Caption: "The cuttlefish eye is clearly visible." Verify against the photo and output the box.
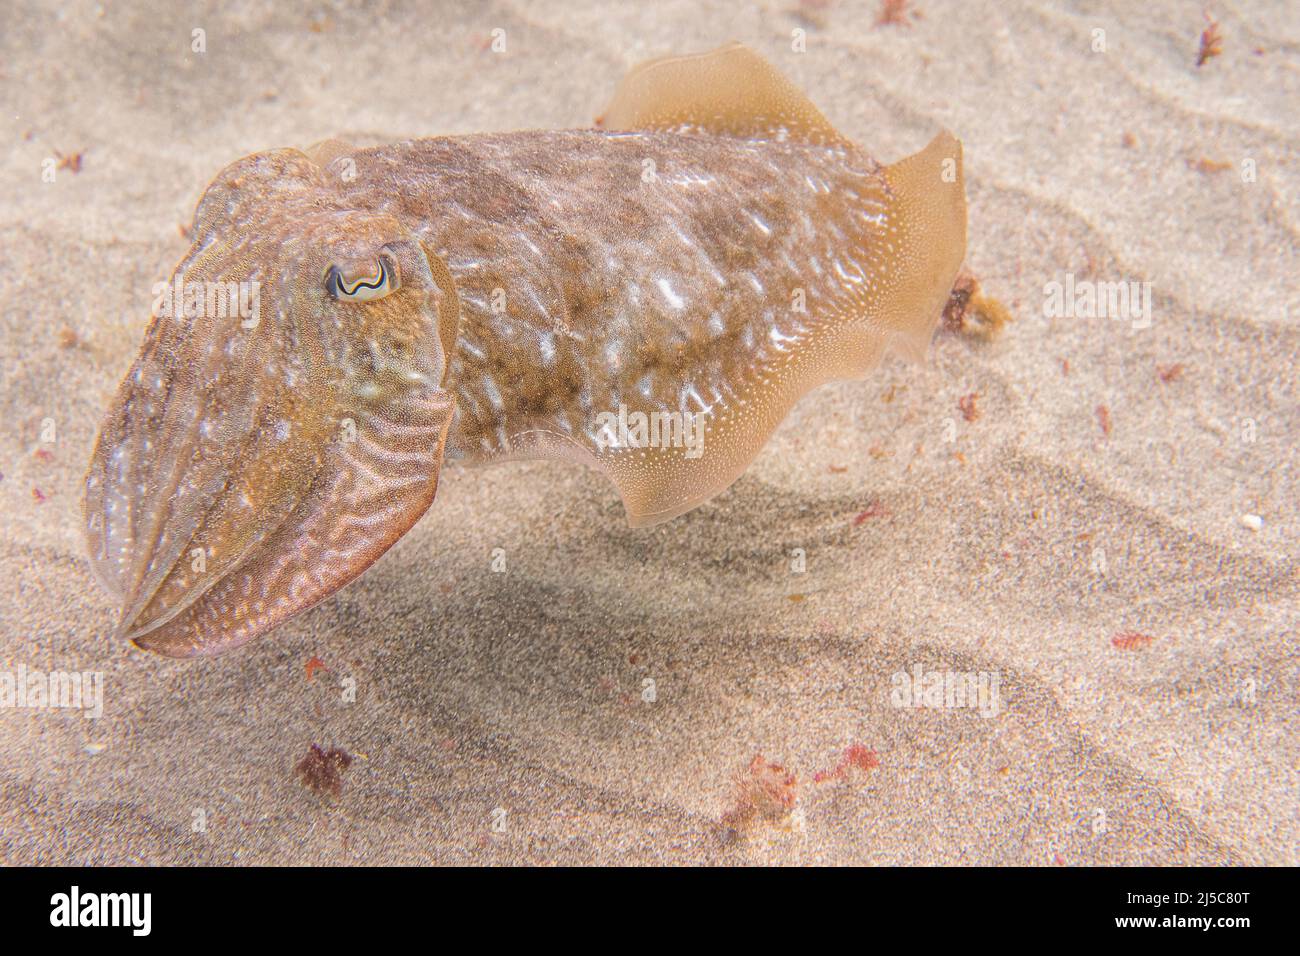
[324,253,400,302]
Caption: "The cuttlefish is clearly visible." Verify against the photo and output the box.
[85,43,967,657]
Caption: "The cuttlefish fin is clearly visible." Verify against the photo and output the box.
[873,130,968,360]
[596,41,847,146]
[602,132,966,528]
[302,138,357,168]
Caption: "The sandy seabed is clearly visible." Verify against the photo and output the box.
[1,0,1296,864]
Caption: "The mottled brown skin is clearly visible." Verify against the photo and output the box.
[84,44,967,656]
[347,132,891,456]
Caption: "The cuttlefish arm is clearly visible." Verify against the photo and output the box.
[84,150,462,657]
[85,43,965,657]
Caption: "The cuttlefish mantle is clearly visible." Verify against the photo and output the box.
[84,42,968,657]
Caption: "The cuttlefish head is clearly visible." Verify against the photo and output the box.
[85,149,460,657]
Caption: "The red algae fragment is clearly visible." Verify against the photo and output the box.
[852,501,889,525]
[941,272,976,333]
[1157,363,1185,382]
[719,754,799,839]
[845,745,879,771]
[296,744,353,797]
[55,150,85,174]
[875,0,920,28]
[1096,404,1112,437]
[814,744,880,783]
[942,271,1012,340]
[1197,12,1223,67]
[958,392,980,422]
[1112,632,1156,651]
[305,656,328,681]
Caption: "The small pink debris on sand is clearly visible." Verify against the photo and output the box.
[958,392,980,422]
[852,502,889,525]
[875,0,920,28]
[295,744,353,797]
[720,754,798,837]
[814,744,880,783]
[1111,632,1156,651]
[55,150,85,173]
[1197,12,1223,67]
[1096,404,1112,437]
